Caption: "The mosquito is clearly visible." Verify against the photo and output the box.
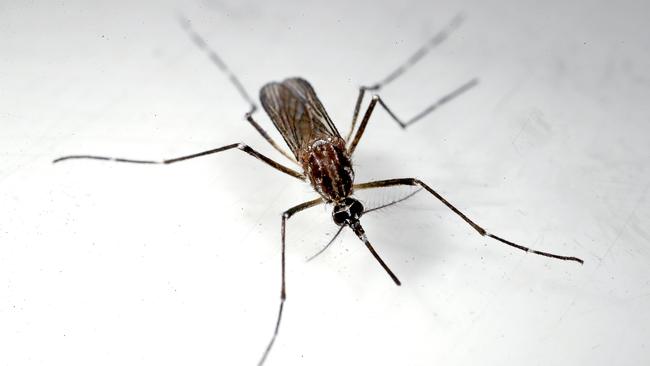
[53,14,584,365]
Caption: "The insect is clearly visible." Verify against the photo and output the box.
[54,14,583,365]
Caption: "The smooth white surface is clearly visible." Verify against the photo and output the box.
[1,0,649,365]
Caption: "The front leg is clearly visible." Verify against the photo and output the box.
[354,178,584,264]
[257,197,323,365]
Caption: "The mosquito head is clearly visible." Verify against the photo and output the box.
[332,197,364,226]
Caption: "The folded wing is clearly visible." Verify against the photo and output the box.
[260,77,341,159]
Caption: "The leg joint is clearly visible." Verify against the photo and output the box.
[409,178,422,186]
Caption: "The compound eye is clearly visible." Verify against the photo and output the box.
[350,200,364,218]
[332,210,349,226]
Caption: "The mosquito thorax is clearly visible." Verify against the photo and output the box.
[332,197,364,226]
[300,137,354,202]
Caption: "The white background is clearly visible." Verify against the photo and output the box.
[1,0,649,365]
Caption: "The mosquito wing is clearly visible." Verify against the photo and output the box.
[260,77,341,159]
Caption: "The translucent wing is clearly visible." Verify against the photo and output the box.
[260,77,341,158]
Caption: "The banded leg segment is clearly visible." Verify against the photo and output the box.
[354,178,584,264]
[53,143,305,181]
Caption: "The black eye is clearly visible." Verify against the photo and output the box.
[350,200,364,217]
[332,210,349,226]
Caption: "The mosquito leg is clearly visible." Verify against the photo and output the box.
[347,78,477,155]
[377,78,478,129]
[347,95,379,155]
[245,112,297,163]
[345,87,367,142]
[259,197,323,366]
[346,13,467,140]
[354,178,584,264]
[367,13,466,92]
[177,16,296,162]
[177,15,256,114]
[53,143,305,181]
